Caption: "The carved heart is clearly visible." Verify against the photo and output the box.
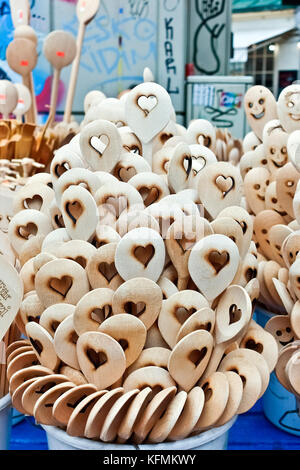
[137,95,158,116]
[207,250,230,274]
[98,262,117,282]
[18,222,38,240]
[54,162,70,178]
[91,306,112,323]
[49,276,73,299]
[124,301,146,317]
[192,156,206,174]
[90,134,110,156]
[197,134,211,147]
[188,347,208,367]
[183,155,192,176]
[118,167,136,182]
[72,256,87,269]
[175,307,196,324]
[215,176,235,197]
[140,187,160,206]
[24,195,43,211]
[86,348,108,369]
[228,304,242,325]
[245,267,257,282]
[133,244,155,268]
[244,338,263,354]
[65,200,83,225]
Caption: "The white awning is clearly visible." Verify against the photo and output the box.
[232,26,294,62]
[231,10,296,63]
[234,27,294,50]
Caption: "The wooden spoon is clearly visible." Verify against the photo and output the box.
[43,30,77,129]
[64,0,100,123]
[6,38,37,123]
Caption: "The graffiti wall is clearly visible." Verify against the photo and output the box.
[188,0,232,76]
[0,0,232,121]
[55,0,159,113]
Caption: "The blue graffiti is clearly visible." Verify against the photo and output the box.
[0,8,13,61]
[63,13,157,77]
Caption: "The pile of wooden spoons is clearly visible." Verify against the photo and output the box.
[2,76,280,444]
[238,84,300,315]
[1,0,101,167]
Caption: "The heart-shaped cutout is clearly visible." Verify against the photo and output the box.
[124,301,146,317]
[86,348,108,369]
[228,304,242,325]
[215,176,235,197]
[90,306,112,323]
[192,156,207,174]
[207,250,230,274]
[18,222,38,240]
[188,347,208,367]
[90,134,110,156]
[65,200,83,225]
[140,187,160,207]
[133,244,155,268]
[98,262,117,283]
[54,162,70,178]
[175,307,197,325]
[118,167,136,182]
[137,95,158,116]
[49,276,73,299]
[24,195,43,211]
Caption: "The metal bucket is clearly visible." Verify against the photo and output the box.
[42,416,237,451]
[0,394,12,450]
[255,305,300,436]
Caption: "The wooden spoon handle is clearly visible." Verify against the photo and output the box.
[177,276,189,291]
[49,68,60,122]
[22,74,36,124]
[63,22,85,124]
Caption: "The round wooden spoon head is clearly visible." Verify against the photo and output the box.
[13,82,32,118]
[0,80,18,118]
[76,0,100,24]
[43,30,77,71]
[14,25,38,45]
[6,38,37,77]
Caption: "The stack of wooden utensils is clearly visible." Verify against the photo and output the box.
[0,70,281,445]
[239,83,300,408]
[0,0,102,408]
[0,0,102,171]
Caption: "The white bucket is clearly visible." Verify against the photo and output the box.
[255,305,300,436]
[0,394,12,450]
[42,416,237,451]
